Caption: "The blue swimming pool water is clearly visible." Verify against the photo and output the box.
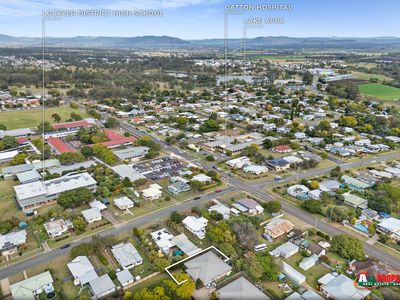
[354,223,369,234]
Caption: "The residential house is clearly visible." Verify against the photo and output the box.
[88,274,116,300]
[285,290,324,300]
[191,173,212,184]
[89,200,107,212]
[43,219,72,238]
[208,201,231,220]
[184,250,232,287]
[81,208,102,223]
[377,217,400,241]
[217,276,270,300]
[306,243,326,257]
[171,233,201,256]
[287,185,310,199]
[114,196,134,210]
[182,216,208,239]
[343,193,368,209]
[142,183,163,200]
[116,269,134,287]
[243,165,268,175]
[150,228,175,254]
[319,273,370,300]
[10,271,54,300]
[319,180,340,192]
[226,156,251,168]
[0,229,27,255]
[264,218,294,239]
[266,158,290,172]
[269,241,299,258]
[342,175,373,191]
[233,198,264,215]
[67,256,98,286]
[168,180,191,194]
[111,243,143,269]
[273,145,292,153]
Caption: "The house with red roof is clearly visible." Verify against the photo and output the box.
[47,137,76,155]
[273,145,292,153]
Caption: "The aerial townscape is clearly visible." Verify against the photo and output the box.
[0,1,400,300]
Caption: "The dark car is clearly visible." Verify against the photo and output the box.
[60,243,71,249]
[194,196,201,200]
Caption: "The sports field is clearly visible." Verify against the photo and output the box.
[0,105,90,129]
[359,83,400,100]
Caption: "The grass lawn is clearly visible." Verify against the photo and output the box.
[0,180,23,221]
[352,71,389,81]
[284,253,329,289]
[0,105,90,129]
[359,83,400,100]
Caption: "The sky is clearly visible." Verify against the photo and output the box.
[0,0,399,39]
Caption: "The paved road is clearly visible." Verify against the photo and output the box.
[0,186,236,280]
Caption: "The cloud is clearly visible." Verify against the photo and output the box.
[0,0,221,17]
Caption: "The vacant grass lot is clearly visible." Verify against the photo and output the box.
[0,105,90,129]
[359,83,400,100]
[0,180,23,221]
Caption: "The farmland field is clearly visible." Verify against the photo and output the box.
[359,83,400,100]
[0,105,90,129]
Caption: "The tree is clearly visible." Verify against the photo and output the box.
[199,119,220,133]
[2,136,18,149]
[0,124,6,130]
[57,187,94,209]
[70,112,83,121]
[105,117,118,128]
[301,200,322,214]
[206,221,236,244]
[58,152,85,165]
[331,234,366,260]
[72,216,87,234]
[10,153,28,165]
[330,166,342,178]
[309,180,320,190]
[264,201,281,213]
[37,121,53,133]
[163,273,195,299]
[169,211,184,223]
[339,115,358,128]
[124,287,170,300]
[205,155,215,161]
[232,221,259,250]
[51,113,61,123]
[257,252,278,280]
[246,256,264,281]
[81,145,93,157]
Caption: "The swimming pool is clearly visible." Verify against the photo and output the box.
[354,223,369,234]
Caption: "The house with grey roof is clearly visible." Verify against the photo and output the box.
[67,256,98,286]
[111,243,143,270]
[113,196,134,210]
[343,193,368,209]
[320,273,370,300]
[81,208,102,223]
[113,146,149,161]
[217,276,270,300]
[269,241,299,259]
[89,274,116,299]
[172,233,201,256]
[184,250,232,287]
[116,269,134,287]
[0,229,27,255]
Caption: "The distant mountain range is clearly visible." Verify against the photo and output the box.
[1,34,400,49]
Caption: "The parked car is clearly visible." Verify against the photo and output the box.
[60,243,71,249]
[194,196,201,200]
